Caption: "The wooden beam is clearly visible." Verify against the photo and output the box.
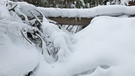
[48,17,93,26]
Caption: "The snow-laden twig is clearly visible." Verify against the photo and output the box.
[9,4,18,11]
[20,30,33,45]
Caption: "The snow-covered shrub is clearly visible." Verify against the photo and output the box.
[0,1,74,76]
[42,22,72,62]
[0,15,39,76]
[7,1,72,62]
[0,5,11,20]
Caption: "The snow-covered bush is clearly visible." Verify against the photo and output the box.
[0,7,40,76]
[42,22,72,62]
[8,1,72,61]
[0,5,11,20]
[0,1,73,76]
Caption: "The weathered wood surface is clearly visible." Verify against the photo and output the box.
[129,1,135,5]
[48,17,93,26]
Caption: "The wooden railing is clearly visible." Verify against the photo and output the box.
[48,17,93,27]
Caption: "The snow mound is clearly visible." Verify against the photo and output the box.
[73,16,135,76]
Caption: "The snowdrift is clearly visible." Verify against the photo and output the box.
[73,16,135,76]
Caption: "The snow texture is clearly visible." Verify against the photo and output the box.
[1,1,135,76]
[38,5,135,18]
[0,18,40,76]
[35,16,135,76]
[0,5,11,19]
[73,16,135,76]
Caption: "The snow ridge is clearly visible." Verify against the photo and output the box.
[38,5,135,18]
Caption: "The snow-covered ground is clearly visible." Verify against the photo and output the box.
[73,16,135,76]
[1,1,135,76]
[35,16,135,76]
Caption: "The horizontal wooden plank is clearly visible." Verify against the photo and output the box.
[48,17,93,26]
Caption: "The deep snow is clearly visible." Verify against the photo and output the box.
[73,16,135,76]
[34,16,135,76]
[1,1,135,76]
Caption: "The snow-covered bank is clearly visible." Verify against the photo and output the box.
[38,5,135,18]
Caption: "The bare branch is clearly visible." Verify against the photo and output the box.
[9,4,18,12]
[36,33,44,54]
[20,30,33,45]
[29,10,42,24]
[17,11,30,24]
[66,25,71,30]
[34,9,44,21]
[29,10,43,31]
